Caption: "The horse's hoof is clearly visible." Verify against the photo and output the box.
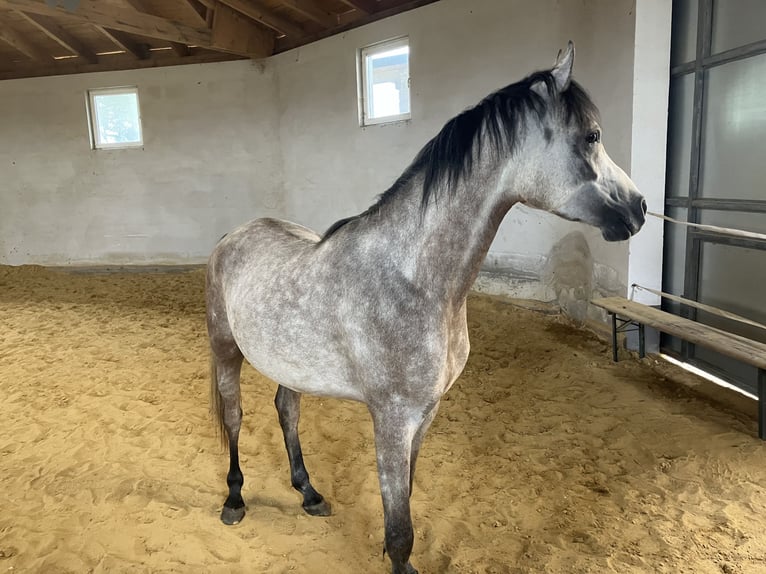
[302,498,331,517]
[221,504,246,525]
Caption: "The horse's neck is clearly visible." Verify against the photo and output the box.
[372,169,515,306]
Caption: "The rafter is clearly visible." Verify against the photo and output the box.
[122,0,191,57]
[127,0,189,57]
[182,0,208,26]
[277,0,438,52]
[0,20,50,60]
[0,0,439,80]
[0,0,211,45]
[15,11,98,63]
[338,0,378,15]
[0,49,243,81]
[96,26,149,60]
[280,0,336,28]
[211,3,275,57]
[216,0,305,38]
[170,42,190,57]
[0,0,274,57]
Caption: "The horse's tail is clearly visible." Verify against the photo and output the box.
[209,354,228,451]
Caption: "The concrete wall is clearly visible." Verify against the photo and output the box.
[0,0,665,313]
[0,61,283,265]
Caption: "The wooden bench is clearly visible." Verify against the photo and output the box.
[592,296,766,440]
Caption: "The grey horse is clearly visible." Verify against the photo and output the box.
[206,42,646,574]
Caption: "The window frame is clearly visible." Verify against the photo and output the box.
[86,86,144,150]
[358,36,411,127]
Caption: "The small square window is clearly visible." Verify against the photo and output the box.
[87,86,143,149]
[359,37,411,126]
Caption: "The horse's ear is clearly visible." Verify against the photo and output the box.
[551,41,575,92]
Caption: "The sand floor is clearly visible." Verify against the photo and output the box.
[1,266,766,574]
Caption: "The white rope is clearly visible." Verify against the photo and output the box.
[647,211,766,242]
[632,284,766,333]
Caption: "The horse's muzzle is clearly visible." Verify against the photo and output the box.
[601,194,646,242]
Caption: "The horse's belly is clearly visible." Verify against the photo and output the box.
[234,326,365,402]
[245,354,364,402]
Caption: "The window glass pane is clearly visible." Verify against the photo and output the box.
[661,206,688,304]
[697,242,766,344]
[712,0,766,54]
[91,89,142,147]
[699,209,766,234]
[661,206,689,355]
[700,53,766,199]
[691,346,758,395]
[692,241,766,395]
[666,73,694,197]
[363,40,410,123]
[671,0,698,65]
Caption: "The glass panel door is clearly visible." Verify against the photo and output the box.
[663,0,766,395]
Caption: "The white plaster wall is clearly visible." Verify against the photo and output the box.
[0,0,655,307]
[0,60,283,265]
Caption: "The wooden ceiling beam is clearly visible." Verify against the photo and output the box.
[182,0,209,26]
[0,0,273,57]
[15,11,98,63]
[0,0,212,45]
[0,49,243,80]
[211,2,274,57]
[338,0,379,15]
[123,0,191,57]
[96,26,150,59]
[0,20,50,60]
[216,0,305,38]
[170,42,190,56]
[280,0,336,28]
[277,0,438,53]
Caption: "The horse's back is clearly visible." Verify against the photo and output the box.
[208,217,321,287]
[214,218,320,257]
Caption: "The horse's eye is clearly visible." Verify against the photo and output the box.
[586,131,601,145]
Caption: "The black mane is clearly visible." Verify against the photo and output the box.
[321,71,600,241]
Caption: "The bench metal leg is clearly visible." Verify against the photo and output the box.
[611,312,618,362]
[638,323,646,359]
[759,369,766,441]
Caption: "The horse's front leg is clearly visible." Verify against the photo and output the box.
[371,406,421,574]
[409,401,440,495]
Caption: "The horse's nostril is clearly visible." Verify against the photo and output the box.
[640,198,647,215]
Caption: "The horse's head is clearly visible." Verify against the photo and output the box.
[516,42,646,242]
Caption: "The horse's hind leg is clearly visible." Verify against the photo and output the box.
[274,385,331,516]
[207,255,248,525]
[211,352,246,525]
